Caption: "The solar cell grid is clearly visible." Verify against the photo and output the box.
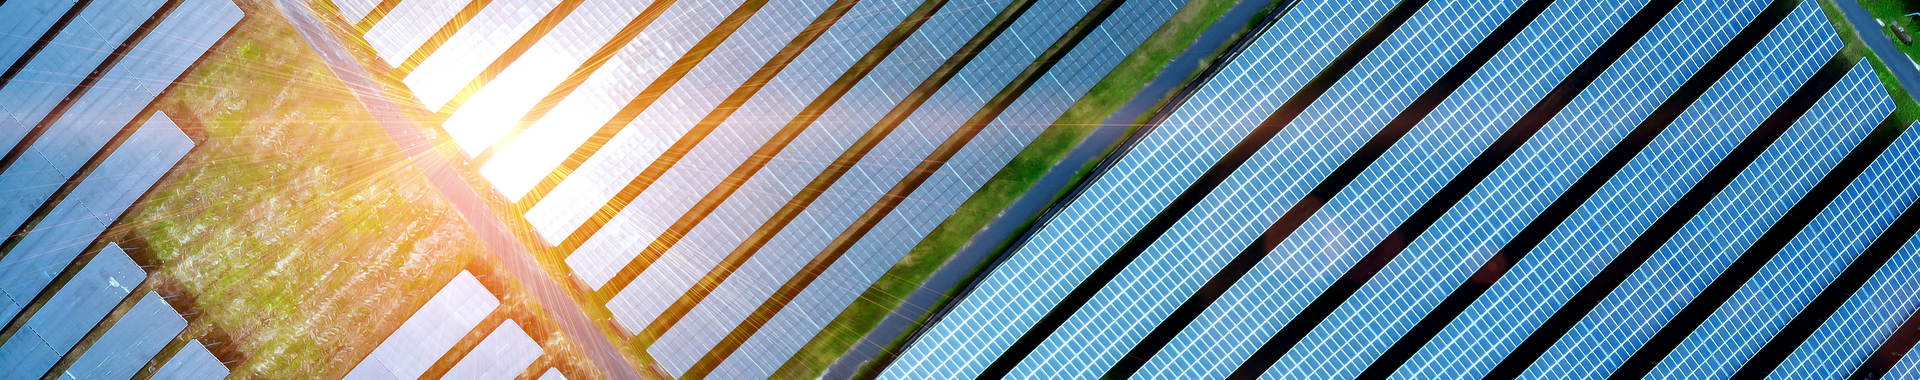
[362,0,468,62]
[0,0,165,157]
[710,0,1182,377]
[402,0,565,109]
[0,245,142,376]
[0,113,191,325]
[334,0,382,23]
[1381,0,1788,377]
[1022,0,1537,376]
[0,0,236,240]
[1388,3,1833,377]
[881,1,1399,377]
[442,320,544,380]
[61,291,188,380]
[424,0,654,152]
[613,0,1007,340]
[149,340,227,380]
[1642,62,1894,377]
[1771,129,1920,376]
[343,271,498,380]
[660,0,1100,372]
[1522,9,1844,377]
[596,0,919,334]
[441,0,739,159]
[643,0,1016,374]
[0,0,81,75]
[1226,2,1647,378]
[546,0,842,287]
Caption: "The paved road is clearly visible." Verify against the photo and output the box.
[1837,0,1920,104]
[269,1,642,378]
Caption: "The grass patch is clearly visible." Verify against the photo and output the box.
[1820,0,1920,123]
[107,7,580,378]
[767,0,1260,378]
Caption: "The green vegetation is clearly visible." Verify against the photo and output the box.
[1820,0,1920,124]
[108,7,582,378]
[769,0,1265,378]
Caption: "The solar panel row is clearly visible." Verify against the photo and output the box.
[442,320,544,379]
[552,0,843,287]
[709,0,1184,377]
[150,339,229,380]
[344,271,501,380]
[889,0,1920,377]
[402,0,564,109]
[882,0,1399,374]
[0,244,142,376]
[61,291,188,379]
[0,0,237,377]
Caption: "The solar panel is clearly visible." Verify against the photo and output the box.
[0,113,191,324]
[61,291,189,379]
[639,0,1014,374]
[880,0,1397,375]
[0,0,165,156]
[402,0,565,108]
[1400,3,1836,376]
[614,0,1008,344]
[595,0,918,331]
[148,340,228,380]
[442,320,543,380]
[0,0,82,73]
[0,244,143,376]
[0,0,237,238]
[542,0,841,285]
[344,271,499,380]
[439,0,740,157]
[362,0,469,62]
[709,0,1185,377]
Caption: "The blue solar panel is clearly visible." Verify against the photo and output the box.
[1396,2,1835,377]
[1219,1,1645,377]
[642,0,1013,374]
[1771,127,1920,376]
[547,0,840,287]
[598,0,916,332]
[442,0,737,159]
[0,0,81,73]
[0,0,237,239]
[362,0,469,62]
[1371,0,1766,376]
[0,113,191,324]
[149,340,227,380]
[881,1,1400,377]
[0,0,165,155]
[656,1,1111,373]
[61,291,188,380]
[423,0,654,154]
[1523,8,1844,377]
[1645,62,1892,377]
[710,0,1184,377]
[403,0,565,108]
[442,320,543,380]
[1032,0,1530,375]
[0,244,142,376]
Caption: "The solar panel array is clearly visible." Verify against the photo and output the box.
[336,0,1193,376]
[885,0,1920,378]
[0,0,238,376]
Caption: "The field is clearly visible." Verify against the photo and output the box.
[106,5,580,377]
